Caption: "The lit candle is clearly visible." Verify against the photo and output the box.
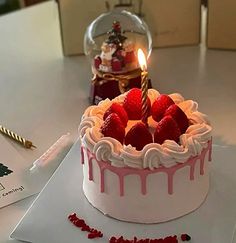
[138,49,149,125]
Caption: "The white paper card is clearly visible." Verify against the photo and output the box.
[0,136,37,208]
[0,133,72,209]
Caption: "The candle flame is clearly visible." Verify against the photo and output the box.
[138,49,147,71]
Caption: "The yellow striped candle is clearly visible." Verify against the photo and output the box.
[0,125,36,149]
[138,49,149,125]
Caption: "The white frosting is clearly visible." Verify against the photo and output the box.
[79,89,212,169]
[142,141,190,169]
[82,126,102,152]
[169,93,184,104]
[113,93,126,103]
[143,143,163,170]
[180,124,212,156]
[79,116,103,138]
[162,140,190,163]
[148,89,160,105]
[82,99,111,120]
[178,100,198,115]
[188,111,210,125]
[121,145,143,169]
[93,137,124,167]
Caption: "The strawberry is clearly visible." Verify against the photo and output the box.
[151,94,174,122]
[101,113,125,144]
[125,122,153,151]
[154,116,181,144]
[164,104,189,133]
[123,88,151,120]
[103,102,128,127]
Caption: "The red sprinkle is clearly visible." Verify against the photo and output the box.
[67,212,103,239]
[88,233,97,239]
[82,225,90,231]
[68,213,190,242]
[181,234,191,241]
[109,236,117,243]
[108,235,180,243]
[68,213,77,221]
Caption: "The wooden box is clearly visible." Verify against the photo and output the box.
[58,0,201,56]
[207,0,236,50]
[58,0,117,55]
[141,0,201,48]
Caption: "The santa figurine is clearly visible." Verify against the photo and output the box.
[123,40,136,66]
[99,42,117,72]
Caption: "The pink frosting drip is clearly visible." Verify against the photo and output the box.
[81,139,212,197]
[81,147,85,164]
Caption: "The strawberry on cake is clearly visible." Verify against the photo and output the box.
[79,88,212,223]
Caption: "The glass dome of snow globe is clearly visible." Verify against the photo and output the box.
[84,9,152,105]
[84,9,152,74]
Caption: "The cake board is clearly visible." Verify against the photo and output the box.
[10,139,236,243]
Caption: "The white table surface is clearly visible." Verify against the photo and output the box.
[0,2,236,243]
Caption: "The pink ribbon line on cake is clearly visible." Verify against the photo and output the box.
[81,139,212,197]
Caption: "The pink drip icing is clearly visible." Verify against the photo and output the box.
[139,173,148,195]
[200,148,208,175]
[100,168,105,193]
[208,137,213,161]
[80,141,212,197]
[87,148,94,181]
[168,172,175,195]
[189,161,197,180]
[88,159,93,181]
[119,175,124,196]
[200,157,205,175]
[81,147,85,164]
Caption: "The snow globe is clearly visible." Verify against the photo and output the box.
[84,10,152,104]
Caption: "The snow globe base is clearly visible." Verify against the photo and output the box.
[89,70,152,105]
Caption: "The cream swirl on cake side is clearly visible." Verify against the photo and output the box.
[142,143,176,169]
[143,143,163,170]
[79,89,212,170]
[188,111,210,125]
[79,116,103,138]
[162,140,190,163]
[94,137,124,167]
[82,99,111,120]
[169,93,184,104]
[178,100,198,115]
[81,126,102,152]
[180,124,212,154]
[121,145,143,169]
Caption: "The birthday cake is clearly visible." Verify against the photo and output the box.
[79,88,212,223]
